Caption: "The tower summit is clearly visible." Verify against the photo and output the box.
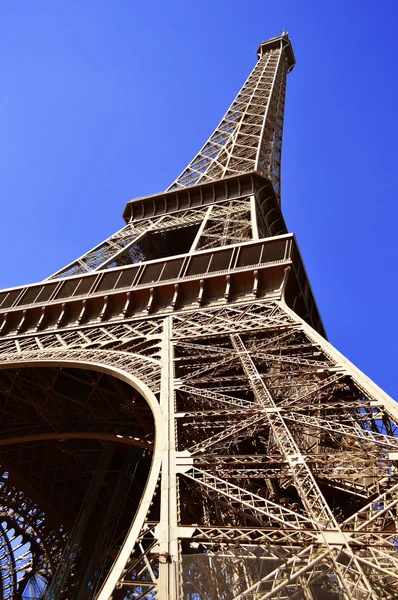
[0,34,397,600]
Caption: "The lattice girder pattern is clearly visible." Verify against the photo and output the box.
[168,34,294,194]
[0,321,162,599]
[48,207,211,279]
[0,32,396,600]
[0,299,395,598]
[169,300,398,600]
[47,196,267,280]
[45,35,294,282]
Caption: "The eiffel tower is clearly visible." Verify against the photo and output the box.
[0,32,397,600]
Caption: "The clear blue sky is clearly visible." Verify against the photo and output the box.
[0,1,397,398]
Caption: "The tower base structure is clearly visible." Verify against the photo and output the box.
[0,290,397,599]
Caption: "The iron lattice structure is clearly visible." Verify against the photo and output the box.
[0,33,397,599]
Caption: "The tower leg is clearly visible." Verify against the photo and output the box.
[158,316,179,600]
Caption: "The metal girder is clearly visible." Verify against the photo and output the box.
[0,32,396,600]
[48,206,213,280]
[168,35,293,195]
[0,296,395,598]
[170,300,397,599]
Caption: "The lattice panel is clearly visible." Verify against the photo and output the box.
[49,207,211,279]
[172,300,398,599]
[195,197,253,250]
[168,38,291,194]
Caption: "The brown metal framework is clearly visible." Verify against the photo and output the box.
[0,32,397,599]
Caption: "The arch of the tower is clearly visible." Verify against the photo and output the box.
[0,354,163,600]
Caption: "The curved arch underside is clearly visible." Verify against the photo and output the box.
[0,358,160,600]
